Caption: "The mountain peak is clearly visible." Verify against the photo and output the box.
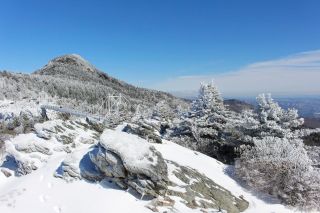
[48,54,96,72]
[34,54,97,76]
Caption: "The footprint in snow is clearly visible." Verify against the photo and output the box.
[47,182,53,189]
[0,188,26,207]
[39,194,50,203]
[53,205,62,213]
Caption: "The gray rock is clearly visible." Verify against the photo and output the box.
[123,123,162,144]
[1,168,12,177]
[79,152,104,182]
[166,160,249,213]
[89,145,169,197]
[85,131,168,198]
[35,129,51,140]
[89,146,126,178]
[0,140,5,166]
[15,159,37,176]
[55,160,81,181]
[15,142,52,155]
[0,143,37,176]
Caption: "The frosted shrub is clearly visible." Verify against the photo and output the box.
[236,136,320,210]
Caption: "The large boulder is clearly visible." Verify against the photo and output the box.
[88,129,168,197]
[14,139,52,155]
[2,141,38,176]
[15,158,37,175]
[55,153,82,181]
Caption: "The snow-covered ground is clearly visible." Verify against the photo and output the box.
[154,141,294,213]
[0,117,296,213]
[0,99,42,115]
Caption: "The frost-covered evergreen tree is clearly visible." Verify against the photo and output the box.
[257,93,304,130]
[191,83,225,115]
[234,93,305,142]
[236,136,320,210]
[235,94,320,210]
[168,82,241,163]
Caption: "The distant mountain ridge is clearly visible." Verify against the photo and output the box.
[0,54,187,114]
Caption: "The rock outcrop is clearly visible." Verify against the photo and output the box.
[88,129,168,197]
[122,123,162,144]
[165,160,249,213]
[0,140,5,166]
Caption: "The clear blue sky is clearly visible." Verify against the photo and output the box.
[0,0,319,88]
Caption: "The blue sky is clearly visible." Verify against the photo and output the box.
[0,0,320,96]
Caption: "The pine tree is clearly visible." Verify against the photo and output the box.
[191,83,224,115]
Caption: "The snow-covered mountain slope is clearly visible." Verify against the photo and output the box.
[0,118,294,213]
[0,54,188,116]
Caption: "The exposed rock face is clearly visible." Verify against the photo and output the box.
[89,146,126,178]
[122,123,162,144]
[166,161,249,213]
[87,129,168,197]
[0,140,5,166]
[55,153,82,181]
[1,139,38,176]
[0,110,38,135]
[14,140,52,155]
[15,158,37,176]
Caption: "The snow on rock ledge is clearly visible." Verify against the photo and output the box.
[99,129,167,181]
[89,129,168,197]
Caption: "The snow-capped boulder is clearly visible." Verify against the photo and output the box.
[100,129,168,183]
[15,158,37,175]
[7,133,53,157]
[88,129,168,197]
[34,124,51,139]
[34,121,59,140]
[14,139,52,155]
[0,109,39,135]
[4,142,38,176]
[55,153,82,181]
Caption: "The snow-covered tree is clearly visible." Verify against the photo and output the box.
[152,100,177,121]
[234,94,320,210]
[232,93,305,142]
[191,82,224,114]
[167,82,243,163]
[235,136,320,210]
[256,93,304,130]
